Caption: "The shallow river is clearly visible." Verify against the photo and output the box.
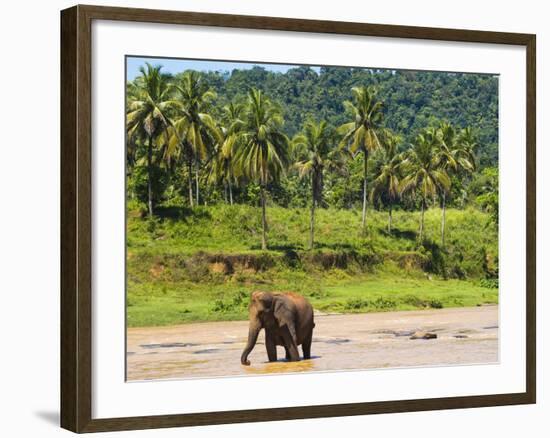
[126,305,498,381]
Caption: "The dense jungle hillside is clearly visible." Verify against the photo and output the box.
[197,66,498,167]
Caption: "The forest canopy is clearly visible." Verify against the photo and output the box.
[126,60,498,251]
[127,63,498,218]
[185,65,498,166]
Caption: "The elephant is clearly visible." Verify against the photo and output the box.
[241,291,315,366]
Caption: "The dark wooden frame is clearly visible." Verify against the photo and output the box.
[61,4,536,433]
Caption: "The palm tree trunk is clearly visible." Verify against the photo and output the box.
[147,135,154,217]
[441,192,446,248]
[223,182,228,203]
[346,175,352,210]
[195,161,200,205]
[229,181,233,205]
[309,178,316,250]
[419,199,425,243]
[388,206,392,234]
[361,150,368,233]
[260,185,268,250]
[187,159,194,208]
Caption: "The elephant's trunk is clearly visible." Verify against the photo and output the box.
[241,320,261,366]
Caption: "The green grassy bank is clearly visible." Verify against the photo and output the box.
[127,205,498,327]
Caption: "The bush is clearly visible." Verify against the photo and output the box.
[428,299,444,309]
[372,297,397,310]
[127,164,170,209]
[212,290,249,313]
[401,295,428,308]
[344,298,370,310]
[479,278,498,289]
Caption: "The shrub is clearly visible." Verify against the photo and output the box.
[212,290,249,313]
[372,297,397,310]
[479,278,498,289]
[401,295,428,308]
[344,298,370,310]
[428,299,443,309]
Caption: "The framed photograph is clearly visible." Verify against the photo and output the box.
[60,4,536,433]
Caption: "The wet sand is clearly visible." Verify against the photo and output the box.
[126,305,498,381]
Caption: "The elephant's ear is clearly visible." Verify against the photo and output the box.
[252,291,274,311]
[273,297,293,327]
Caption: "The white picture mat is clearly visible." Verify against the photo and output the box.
[91,20,526,419]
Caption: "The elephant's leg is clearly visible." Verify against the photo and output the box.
[284,346,291,361]
[302,328,313,360]
[265,331,277,362]
[283,324,300,362]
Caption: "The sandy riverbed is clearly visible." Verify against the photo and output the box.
[126,305,498,381]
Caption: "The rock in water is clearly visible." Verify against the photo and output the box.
[410,331,437,340]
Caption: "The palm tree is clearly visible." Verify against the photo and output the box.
[457,126,478,161]
[338,86,384,233]
[233,89,290,250]
[293,119,344,249]
[126,63,173,217]
[208,102,245,204]
[399,128,451,243]
[370,131,402,234]
[165,71,221,207]
[436,122,476,247]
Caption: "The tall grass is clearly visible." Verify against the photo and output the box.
[128,204,497,278]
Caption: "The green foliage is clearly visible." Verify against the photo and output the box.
[479,278,499,289]
[128,205,497,275]
[344,295,443,312]
[127,267,497,326]
[125,62,500,327]
[127,162,170,209]
[212,290,249,313]
[474,167,499,227]
[126,204,499,327]
[127,64,497,212]
[197,67,498,165]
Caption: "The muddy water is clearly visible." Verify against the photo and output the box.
[126,306,498,381]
